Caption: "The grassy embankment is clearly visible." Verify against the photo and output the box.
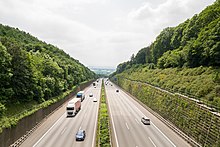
[116,66,220,110]
[96,80,111,147]
[113,71,220,146]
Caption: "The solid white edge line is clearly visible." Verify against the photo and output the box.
[148,137,157,147]
[120,90,176,147]
[106,85,120,147]
[92,88,100,147]
[33,113,65,147]
[151,122,176,147]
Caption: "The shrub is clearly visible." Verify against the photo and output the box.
[0,103,6,118]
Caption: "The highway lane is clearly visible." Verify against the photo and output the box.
[20,80,101,147]
[105,80,191,147]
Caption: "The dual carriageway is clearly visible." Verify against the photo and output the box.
[20,79,190,147]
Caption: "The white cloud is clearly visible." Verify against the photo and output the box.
[0,0,216,68]
[126,0,215,41]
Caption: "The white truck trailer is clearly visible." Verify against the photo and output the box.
[66,98,81,117]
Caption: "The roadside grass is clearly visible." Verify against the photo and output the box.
[115,66,220,110]
[114,77,220,147]
[96,80,111,147]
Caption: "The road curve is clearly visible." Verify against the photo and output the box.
[105,80,191,147]
[20,80,101,147]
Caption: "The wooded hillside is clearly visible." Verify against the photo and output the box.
[112,0,220,109]
[115,0,220,73]
[0,24,96,117]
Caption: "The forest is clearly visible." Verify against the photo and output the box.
[111,0,220,109]
[110,2,220,145]
[0,24,96,117]
[115,0,220,72]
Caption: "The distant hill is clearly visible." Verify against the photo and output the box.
[0,24,96,116]
[90,67,115,76]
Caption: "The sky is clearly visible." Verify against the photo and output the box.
[0,0,216,68]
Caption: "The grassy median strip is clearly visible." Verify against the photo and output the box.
[96,80,111,147]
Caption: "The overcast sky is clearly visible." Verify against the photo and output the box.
[0,0,215,68]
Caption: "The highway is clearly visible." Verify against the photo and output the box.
[105,80,191,147]
[20,80,101,147]
[20,79,191,147]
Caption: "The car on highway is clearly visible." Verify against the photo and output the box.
[94,86,96,88]
[89,93,93,97]
[141,117,150,125]
[116,89,119,92]
[76,130,86,141]
[93,97,97,102]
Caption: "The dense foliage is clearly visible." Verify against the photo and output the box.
[115,77,220,147]
[0,24,96,117]
[114,0,220,74]
[110,0,220,109]
[114,66,220,109]
[111,1,220,145]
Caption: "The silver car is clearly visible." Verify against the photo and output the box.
[76,130,86,141]
[141,117,150,125]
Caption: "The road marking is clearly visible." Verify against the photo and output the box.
[106,89,120,147]
[148,137,157,147]
[61,127,66,135]
[33,113,65,147]
[151,122,176,147]
[125,122,129,130]
[92,90,100,147]
[79,126,81,130]
[135,118,140,125]
[121,91,176,147]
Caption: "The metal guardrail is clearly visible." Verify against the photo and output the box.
[112,79,202,147]
[7,80,94,147]
[9,103,63,147]
[123,77,220,116]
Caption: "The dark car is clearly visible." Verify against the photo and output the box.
[141,117,150,125]
[116,89,119,92]
[76,130,86,141]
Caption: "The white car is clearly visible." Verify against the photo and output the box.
[141,117,150,125]
[89,93,93,97]
[93,98,97,102]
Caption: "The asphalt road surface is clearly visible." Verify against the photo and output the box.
[20,80,101,147]
[105,80,191,147]
[21,78,191,147]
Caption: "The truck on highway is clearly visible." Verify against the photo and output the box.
[76,91,85,102]
[66,98,81,117]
